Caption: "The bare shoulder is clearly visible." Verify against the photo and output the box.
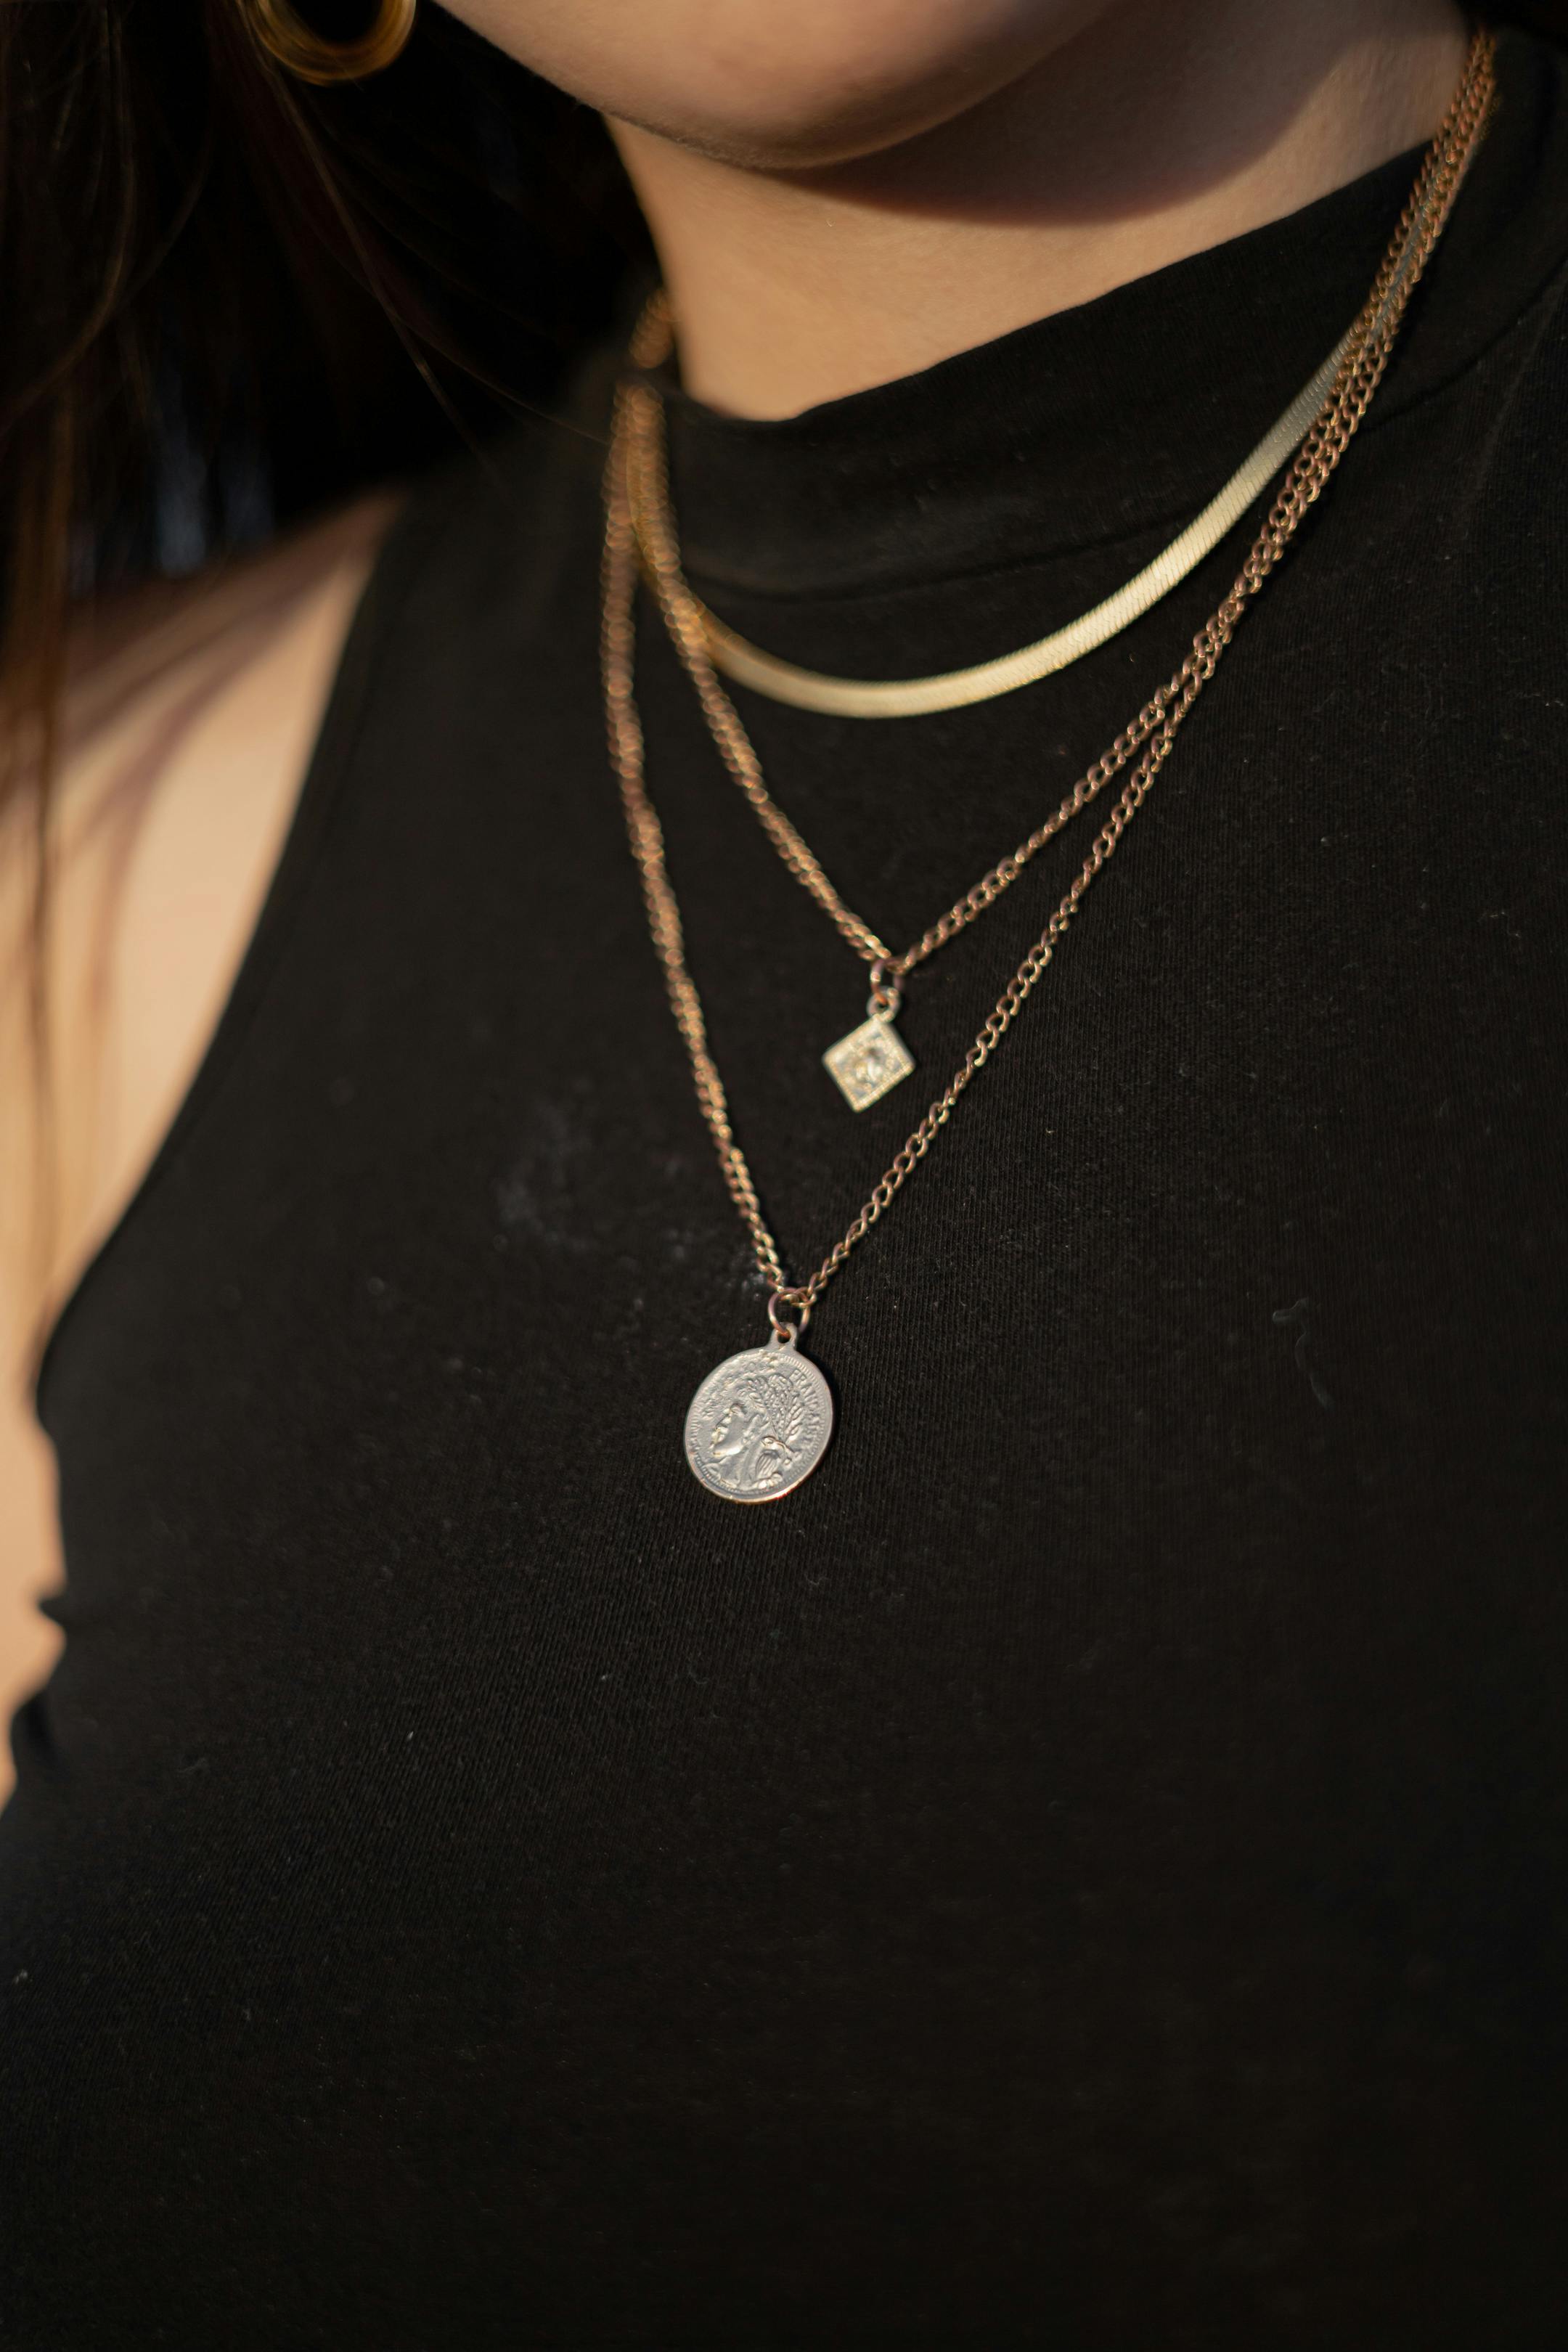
[0,489,400,1785]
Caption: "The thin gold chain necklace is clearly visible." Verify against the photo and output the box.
[602,31,1495,1505]
[623,39,1495,1122]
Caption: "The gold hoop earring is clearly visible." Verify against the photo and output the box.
[247,0,416,83]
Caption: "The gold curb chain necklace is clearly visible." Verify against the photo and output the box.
[600,30,1496,1505]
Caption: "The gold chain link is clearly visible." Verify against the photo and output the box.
[602,31,1495,1330]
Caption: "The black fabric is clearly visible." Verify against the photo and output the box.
[6,32,1568,2348]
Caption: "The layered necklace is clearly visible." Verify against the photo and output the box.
[600,30,1496,1505]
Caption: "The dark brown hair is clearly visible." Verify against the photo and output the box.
[0,0,645,885]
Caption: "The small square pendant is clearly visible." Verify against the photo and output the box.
[822,1013,915,1112]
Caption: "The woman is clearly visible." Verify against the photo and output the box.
[2,0,1566,2340]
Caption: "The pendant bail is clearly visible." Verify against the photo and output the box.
[767,1290,810,1345]
[868,956,902,1020]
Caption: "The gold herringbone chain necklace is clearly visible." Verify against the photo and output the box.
[602,30,1495,1505]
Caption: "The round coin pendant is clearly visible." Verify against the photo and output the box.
[684,1339,835,1503]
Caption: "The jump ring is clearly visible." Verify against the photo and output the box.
[767,1291,810,1344]
[868,956,902,1019]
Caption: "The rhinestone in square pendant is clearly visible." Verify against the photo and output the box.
[822,1011,915,1112]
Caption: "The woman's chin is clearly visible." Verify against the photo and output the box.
[449,0,1103,172]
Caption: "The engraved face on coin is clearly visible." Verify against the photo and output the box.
[684,1343,834,1503]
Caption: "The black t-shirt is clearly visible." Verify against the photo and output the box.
[5,30,1568,2348]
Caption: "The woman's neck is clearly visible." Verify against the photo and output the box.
[611,0,1467,420]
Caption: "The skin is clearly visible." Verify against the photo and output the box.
[0,0,1466,1792]
[453,0,1466,412]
